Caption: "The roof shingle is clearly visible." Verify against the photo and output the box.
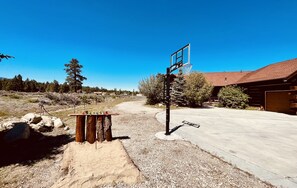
[236,58,297,84]
[204,71,251,86]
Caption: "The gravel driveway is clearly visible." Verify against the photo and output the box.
[156,107,297,188]
[112,99,273,187]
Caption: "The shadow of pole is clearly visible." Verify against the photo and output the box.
[169,124,184,134]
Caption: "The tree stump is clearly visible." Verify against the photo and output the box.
[75,115,85,142]
[104,115,112,141]
[86,115,96,144]
[97,116,104,142]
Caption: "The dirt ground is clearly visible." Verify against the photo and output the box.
[52,140,143,188]
[0,96,274,188]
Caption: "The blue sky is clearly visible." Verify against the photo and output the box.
[1,0,297,91]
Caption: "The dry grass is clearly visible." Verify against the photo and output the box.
[0,90,133,125]
[51,97,132,129]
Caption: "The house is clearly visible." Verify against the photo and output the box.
[204,58,297,114]
[204,71,251,100]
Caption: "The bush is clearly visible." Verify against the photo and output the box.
[28,98,39,103]
[185,72,213,107]
[44,92,81,105]
[138,74,164,105]
[218,85,249,109]
[8,93,21,99]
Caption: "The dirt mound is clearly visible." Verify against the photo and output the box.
[52,140,143,188]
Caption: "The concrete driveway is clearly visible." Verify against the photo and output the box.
[156,108,297,188]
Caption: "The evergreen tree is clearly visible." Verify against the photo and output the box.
[53,80,60,92]
[8,74,23,91]
[29,80,38,92]
[23,78,31,92]
[64,58,87,92]
[59,82,70,93]
[171,69,186,106]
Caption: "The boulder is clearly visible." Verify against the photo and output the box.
[30,123,40,130]
[21,113,42,124]
[0,119,25,132]
[30,121,52,132]
[64,126,70,131]
[3,122,30,143]
[54,118,64,128]
[41,116,54,127]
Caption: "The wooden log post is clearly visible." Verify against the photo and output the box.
[75,115,85,142]
[104,115,112,141]
[86,115,96,144]
[97,116,104,142]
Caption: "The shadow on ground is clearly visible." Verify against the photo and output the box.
[0,129,73,167]
[112,136,130,140]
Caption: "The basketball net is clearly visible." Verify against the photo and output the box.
[181,62,192,75]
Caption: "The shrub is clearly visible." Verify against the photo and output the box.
[9,93,21,99]
[138,74,164,105]
[218,85,249,109]
[45,92,59,102]
[185,72,213,107]
[28,98,39,103]
[44,92,81,105]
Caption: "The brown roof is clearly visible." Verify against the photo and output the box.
[236,58,297,84]
[204,71,251,87]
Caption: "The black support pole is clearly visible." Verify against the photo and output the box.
[165,67,170,135]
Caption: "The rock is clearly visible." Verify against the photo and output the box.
[54,118,64,128]
[3,122,30,143]
[0,119,25,132]
[64,126,70,131]
[30,123,40,130]
[51,117,58,121]
[0,121,15,131]
[21,113,42,124]
[30,121,53,132]
[41,116,54,127]
[67,129,75,135]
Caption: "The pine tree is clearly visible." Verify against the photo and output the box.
[64,58,87,92]
[8,74,23,91]
[171,69,186,106]
[59,82,70,93]
[23,78,31,92]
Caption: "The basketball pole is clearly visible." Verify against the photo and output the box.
[165,43,190,136]
[165,67,171,135]
[165,62,182,135]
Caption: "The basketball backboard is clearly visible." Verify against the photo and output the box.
[170,44,190,66]
[170,44,191,74]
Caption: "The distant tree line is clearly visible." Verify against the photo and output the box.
[0,55,136,95]
[0,74,131,94]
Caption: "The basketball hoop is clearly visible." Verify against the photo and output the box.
[164,43,191,136]
[181,62,192,75]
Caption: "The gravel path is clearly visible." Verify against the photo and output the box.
[111,99,274,188]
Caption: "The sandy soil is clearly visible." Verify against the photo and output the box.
[52,140,143,188]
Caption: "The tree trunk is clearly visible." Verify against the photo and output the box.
[104,115,112,141]
[97,116,104,142]
[86,115,96,143]
[75,115,85,142]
